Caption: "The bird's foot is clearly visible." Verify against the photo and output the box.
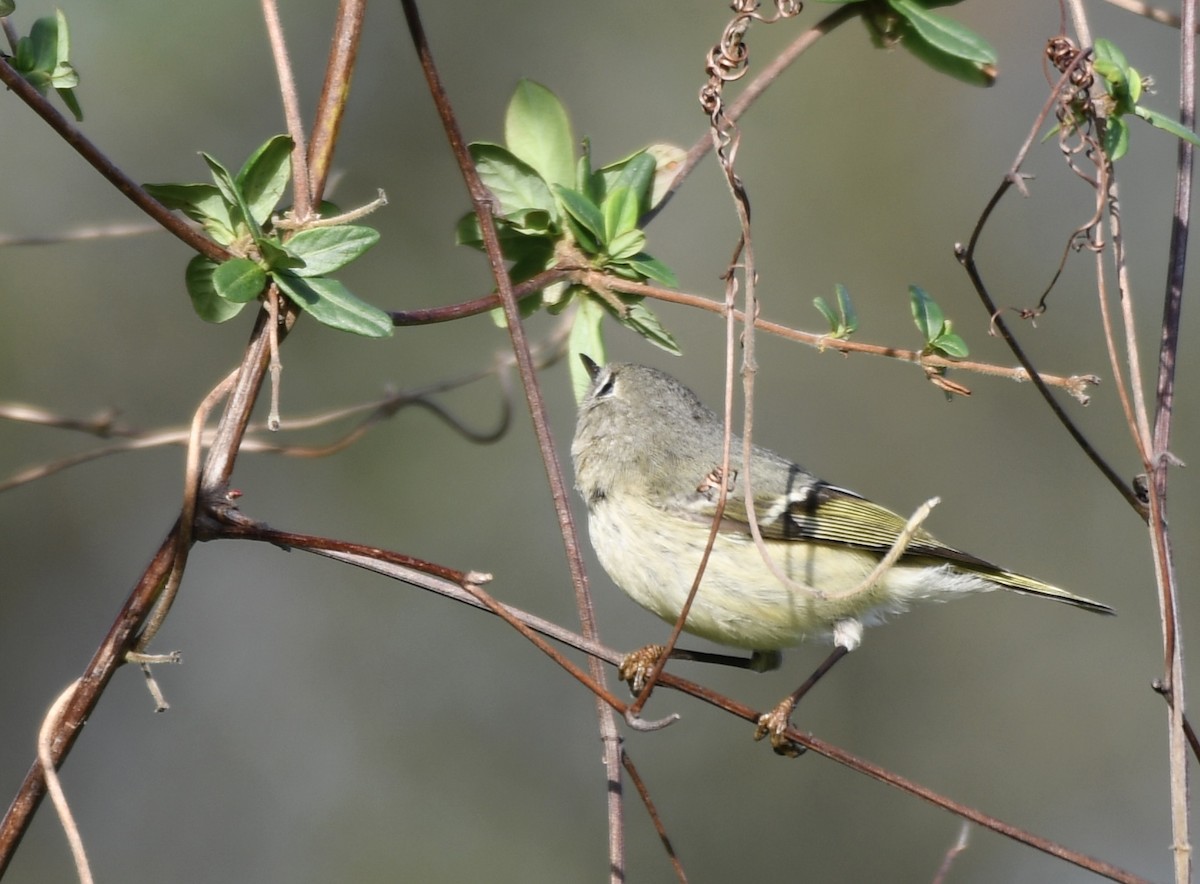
[618,643,668,694]
[753,696,806,757]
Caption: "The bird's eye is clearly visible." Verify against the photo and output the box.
[595,372,617,398]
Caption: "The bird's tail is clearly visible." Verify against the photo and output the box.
[980,567,1114,615]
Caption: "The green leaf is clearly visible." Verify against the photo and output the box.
[835,282,858,334]
[555,186,605,245]
[213,258,267,303]
[285,225,380,277]
[618,301,681,355]
[201,152,240,208]
[576,138,595,201]
[606,229,646,262]
[624,254,678,287]
[896,22,996,86]
[1104,116,1130,161]
[273,272,393,338]
[814,296,839,332]
[909,284,944,342]
[1092,38,1128,72]
[257,237,303,271]
[56,86,83,122]
[931,331,969,359]
[504,209,554,235]
[469,143,558,222]
[887,0,996,64]
[543,281,576,312]
[505,79,576,190]
[593,151,656,211]
[0,1,15,17]
[602,185,640,242]
[563,215,601,255]
[1135,107,1200,149]
[814,283,858,338]
[455,214,558,272]
[185,255,247,323]
[1128,65,1143,105]
[202,150,262,241]
[13,35,35,73]
[12,13,85,118]
[26,15,59,74]
[49,11,75,80]
[236,135,294,227]
[143,183,239,244]
[569,295,608,403]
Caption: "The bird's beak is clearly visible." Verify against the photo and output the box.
[580,353,601,381]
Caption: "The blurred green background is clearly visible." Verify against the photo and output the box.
[0,1,1194,881]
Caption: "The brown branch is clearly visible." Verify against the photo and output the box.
[308,0,367,201]
[202,511,1149,884]
[0,359,531,493]
[621,750,688,883]
[0,2,372,867]
[594,274,1099,400]
[1148,0,1195,874]
[0,59,228,263]
[389,267,573,325]
[396,1,625,875]
[955,51,1146,516]
[261,0,312,219]
[0,526,180,874]
[643,3,859,225]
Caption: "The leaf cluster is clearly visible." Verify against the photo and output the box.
[145,136,391,338]
[909,284,968,358]
[5,9,83,120]
[455,80,683,396]
[814,283,967,362]
[1089,38,1200,162]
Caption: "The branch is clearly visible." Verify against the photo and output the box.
[203,511,1150,884]
[0,59,228,262]
[396,0,626,877]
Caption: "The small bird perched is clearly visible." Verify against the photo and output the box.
[571,357,1113,754]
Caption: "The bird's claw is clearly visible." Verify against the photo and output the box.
[618,643,668,694]
[753,697,806,757]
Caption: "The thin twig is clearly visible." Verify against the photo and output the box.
[0,59,228,262]
[388,266,1099,399]
[621,750,688,884]
[0,221,163,246]
[135,370,239,653]
[309,0,367,200]
[0,528,181,874]
[262,0,312,220]
[0,4,372,867]
[590,274,1099,401]
[1149,0,1195,875]
[931,823,971,884]
[643,3,859,225]
[395,1,625,877]
[956,53,1145,515]
[205,510,1148,884]
[0,356,535,494]
[1103,0,1191,28]
[36,681,93,884]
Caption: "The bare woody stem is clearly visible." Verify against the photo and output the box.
[0,3,372,868]
[396,0,626,876]
[0,59,227,262]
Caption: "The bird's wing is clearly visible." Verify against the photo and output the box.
[711,482,991,567]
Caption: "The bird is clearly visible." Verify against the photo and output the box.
[571,357,1113,754]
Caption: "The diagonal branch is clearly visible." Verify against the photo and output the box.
[0,59,228,262]
[395,0,625,876]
